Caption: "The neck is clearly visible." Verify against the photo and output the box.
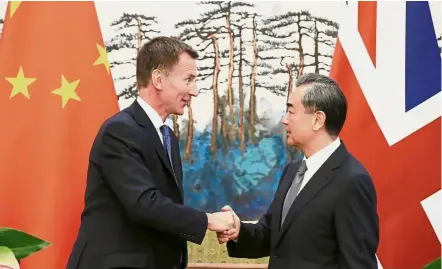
[138,88,169,122]
[302,134,336,158]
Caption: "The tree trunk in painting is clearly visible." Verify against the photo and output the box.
[296,14,304,77]
[238,29,245,155]
[286,63,294,97]
[313,19,320,73]
[172,115,180,140]
[137,18,142,52]
[249,14,258,145]
[220,95,228,150]
[209,34,220,158]
[286,63,295,162]
[184,100,194,160]
[226,3,236,144]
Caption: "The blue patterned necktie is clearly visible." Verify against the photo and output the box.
[160,125,174,170]
[160,124,182,267]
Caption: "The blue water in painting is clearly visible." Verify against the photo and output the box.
[180,129,302,221]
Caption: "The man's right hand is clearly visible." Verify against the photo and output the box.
[206,211,234,232]
[217,205,240,244]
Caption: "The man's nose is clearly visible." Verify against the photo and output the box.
[281,114,288,124]
[189,85,198,97]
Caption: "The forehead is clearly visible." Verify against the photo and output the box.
[289,85,308,104]
[170,52,197,75]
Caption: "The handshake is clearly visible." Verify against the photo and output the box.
[206,205,240,244]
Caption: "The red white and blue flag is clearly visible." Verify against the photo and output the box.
[330,2,441,268]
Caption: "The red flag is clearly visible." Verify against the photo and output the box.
[330,2,441,268]
[0,2,119,268]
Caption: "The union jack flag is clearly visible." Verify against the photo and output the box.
[330,2,441,268]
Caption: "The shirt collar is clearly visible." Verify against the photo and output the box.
[303,138,341,172]
[136,96,164,129]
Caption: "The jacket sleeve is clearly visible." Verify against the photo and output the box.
[335,173,379,269]
[227,163,292,258]
[97,121,208,245]
[227,208,272,258]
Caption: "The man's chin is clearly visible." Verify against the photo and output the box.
[286,138,296,147]
[174,109,185,116]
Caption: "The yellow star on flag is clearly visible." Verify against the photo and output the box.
[52,75,81,108]
[5,66,36,99]
[10,1,22,18]
[93,43,110,74]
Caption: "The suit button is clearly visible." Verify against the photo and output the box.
[273,255,279,259]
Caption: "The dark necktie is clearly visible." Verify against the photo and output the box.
[281,160,308,227]
[161,125,184,267]
[160,125,174,170]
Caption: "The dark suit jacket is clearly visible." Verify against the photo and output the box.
[66,101,208,269]
[227,143,379,269]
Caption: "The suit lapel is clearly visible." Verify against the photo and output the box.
[274,144,348,247]
[273,163,298,229]
[126,101,183,201]
[170,132,184,198]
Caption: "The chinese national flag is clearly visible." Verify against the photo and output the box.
[330,2,440,269]
[0,2,119,268]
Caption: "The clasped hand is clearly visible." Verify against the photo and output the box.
[207,205,240,244]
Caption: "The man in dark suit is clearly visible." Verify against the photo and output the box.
[66,37,234,269]
[218,73,379,269]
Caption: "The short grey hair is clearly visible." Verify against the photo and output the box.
[295,73,347,136]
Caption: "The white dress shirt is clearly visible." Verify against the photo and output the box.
[137,97,165,145]
[297,138,341,194]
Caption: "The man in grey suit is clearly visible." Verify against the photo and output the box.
[218,73,379,269]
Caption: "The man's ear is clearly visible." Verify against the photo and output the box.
[151,69,163,90]
[312,111,326,131]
